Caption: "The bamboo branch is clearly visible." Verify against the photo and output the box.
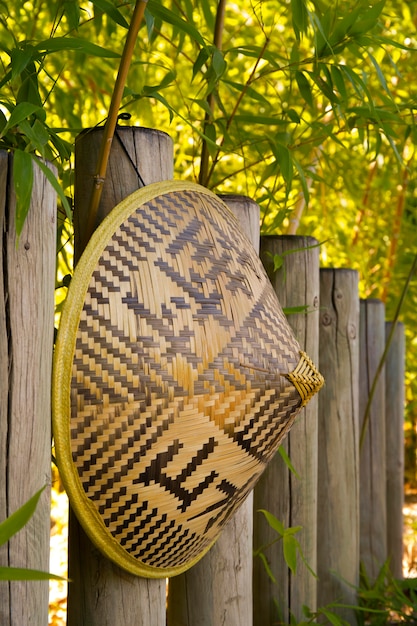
[204,35,270,187]
[198,0,227,187]
[85,0,148,243]
[381,155,411,302]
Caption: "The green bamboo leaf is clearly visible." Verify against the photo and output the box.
[90,0,129,29]
[312,10,333,57]
[142,70,176,95]
[16,66,43,108]
[223,79,269,105]
[367,50,394,100]
[0,486,45,546]
[193,47,210,80]
[228,45,281,70]
[295,71,313,107]
[291,0,309,39]
[349,0,386,36]
[0,566,65,581]
[190,98,214,117]
[147,0,205,46]
[283,533,298,575]
[13,149,33,238]
[232,114,286,126]
[1,102,41,137]
[203,123,217,158]
[32,155,72,222]
[275,143,293,187]
[35,37,120,58]
[10,45,37,80]
[258,509,285,536]
[63,0,81,31]
[146,92,174,123]
[330,65,347,100]
[18,119,49,155]
[287,108,301,123]
[257,552,277,584]
[293,157,310,206]
[278,445,301,478]
[212,48,226,78]
[329,7,362,45]
[320,608,347,626]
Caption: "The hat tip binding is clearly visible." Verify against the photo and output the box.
[283,351,325,407]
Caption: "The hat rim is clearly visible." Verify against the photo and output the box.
[52,180,226,578]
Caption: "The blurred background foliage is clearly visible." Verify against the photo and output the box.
[0,0,416,473]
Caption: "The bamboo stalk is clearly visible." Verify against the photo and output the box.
[85,0,148,242]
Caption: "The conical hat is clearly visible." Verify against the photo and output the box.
[52,180,323,578]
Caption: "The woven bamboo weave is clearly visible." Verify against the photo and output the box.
[52,180,324,578]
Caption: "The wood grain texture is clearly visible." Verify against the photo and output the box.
[166,195,259,626]
[317,269,360,622]
[0,153,56,625]
[74,126,173,258]
[68,127,173,626]
[254,236,319,625]
[385,321,405,579]
[0,151,10,621]
[359,299,387,581]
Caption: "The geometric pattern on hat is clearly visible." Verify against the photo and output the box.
[52,180,323,578]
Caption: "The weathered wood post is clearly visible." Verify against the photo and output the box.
[166,194,259,626]
[0,152,56,625]
[254,235,319,625]
[317,269,360,623]
[68,126,173,626]
[385,321,405,579]
[359,299,387,581]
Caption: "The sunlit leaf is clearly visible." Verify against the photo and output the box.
[258,509,285,536]
[90,0,129,29]
[257,552,277,584]
[193,47,210,79]
[32,155,72,222]
[1,102,41,137]
[0,486,45,546]
[283,534,298,575]
[291,0,309,40]
[278,445,300,478]
[295,71,313,107]
[0,566,65,581]
[35,37,120,57]
[212,48,226,78]
[13,149,33,237]
[63,0,81,31]
[147,0,205,46]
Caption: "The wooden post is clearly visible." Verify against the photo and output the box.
[317,269,360,622]
[253,235,319,625]
[359,299,387,581]
[385,321,405,579]
[166,195,259,626]
[0,152,56,625]
[68,126,173,626]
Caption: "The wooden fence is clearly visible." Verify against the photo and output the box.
[0,131,405,626]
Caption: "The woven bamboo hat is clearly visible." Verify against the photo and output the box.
[52,180,323,578]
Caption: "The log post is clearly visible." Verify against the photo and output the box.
[254,235,319,625]
[0,152,56,625]
[68,126,173,626]
[359,299,387,581]
[166,195,259,626]
[317,269,360,623]
[385,321,405,579]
